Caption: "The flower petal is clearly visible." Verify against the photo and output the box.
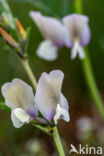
[11,109,24,128]
[63,14,90,45]
[2,82,19,109]
[2,79,37,116]
[49,70,64,93]
[71,41,85,59]
[35,70,64,121]
[60,93,69,110]
[11,108,30,128]
[30,11,70,47]
[54,104,70,124]
[80,24,91,45]
[35,73,57,121]
[37,40,58,61]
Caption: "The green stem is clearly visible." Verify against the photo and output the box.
[53,127,65,156]
[20,59,37,90]
[75,0,104,119]
[1,1,65,155]
[19,58,65,155]
[21,59,65,155]
[75,0,83,14]
[32,123,50,135]
[82,49,104,119]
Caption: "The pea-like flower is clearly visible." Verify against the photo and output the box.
[1,71,70,128]
[30,11,70,61]
[1,79,38,128]
[63,14,91,59]
[35,70,70,124]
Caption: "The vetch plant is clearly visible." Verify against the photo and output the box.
[29,7,104,156]
[35,70,70,124]
[0,2,69,154]
[30,7,104,119]
[1,70,70,128]
[0,0,104,156]
[29,2,104,123]
[30,11,70,61]
[63,14,91,59]
[2,79,38,128]
[30,11,91,60]
[1,71,69,156]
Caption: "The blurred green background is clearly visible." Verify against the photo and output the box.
[0,0,104,155]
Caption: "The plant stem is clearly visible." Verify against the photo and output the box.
[75,0,104,119]
[53,127,65,156]
[82,49,104,119]
[21,59,65,155]
[1,1,66,155]
[20,59,37,90]
[75,0,83,14]
[32,123,50,135]
[21,60,65,155]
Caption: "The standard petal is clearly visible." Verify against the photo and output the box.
[49,70,64,93]
[2,79,37,115]
[80,24,91,45]
[30,11,70,47]
[2,82,20,109]
[11,108,30,128]
[12,79,36,111]
[54,104,70,124]
[35,71,63,121]
[35,70,64,121]
[63,14,90,44]
[37,40,58,61]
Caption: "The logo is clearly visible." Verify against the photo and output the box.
[69,144,102,155]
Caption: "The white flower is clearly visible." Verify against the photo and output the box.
[35,70,70,124]
[30,11,70,61]
[63,14,91,59]
[1,79,38,128]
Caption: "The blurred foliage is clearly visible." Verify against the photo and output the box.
[0,0,15,29]
[0,0,104,155]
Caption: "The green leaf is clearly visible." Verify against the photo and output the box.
[0,101,11,112]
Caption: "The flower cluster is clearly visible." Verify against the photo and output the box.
[30,12,91,60]
[2,70,70,128]
[1,10,91,131]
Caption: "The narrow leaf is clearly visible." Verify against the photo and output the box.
[0,101,11,112]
